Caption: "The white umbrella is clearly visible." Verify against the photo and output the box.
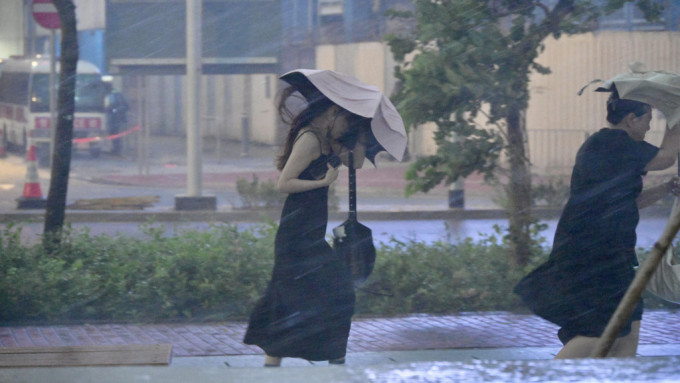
[595,69,680,128]
[280,69,408,162]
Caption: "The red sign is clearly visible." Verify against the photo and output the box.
[32,0,60,30]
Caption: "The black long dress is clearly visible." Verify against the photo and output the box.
[514,128,658,344]
[243,154,355,361]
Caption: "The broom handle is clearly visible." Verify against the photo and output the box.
[348,151,357,220]
[591,154,680,357]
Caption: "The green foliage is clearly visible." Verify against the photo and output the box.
[604,0,663,20]
[0,222,551,323]
[0,222,277,323]
[356,224,549,315]
[532,176,570,207]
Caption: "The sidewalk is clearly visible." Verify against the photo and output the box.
[2,311,680,367]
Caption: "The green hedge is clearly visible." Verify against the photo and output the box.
[0,222,277,323]
[0,222,674,324]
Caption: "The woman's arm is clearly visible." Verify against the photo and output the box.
[276,132,339,194]
[645,124,680,171]
[637,177,680,209]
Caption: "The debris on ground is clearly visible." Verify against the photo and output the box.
[68,196,160,210]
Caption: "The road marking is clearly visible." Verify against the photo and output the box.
[0,184,15,190]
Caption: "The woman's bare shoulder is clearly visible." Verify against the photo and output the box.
[292,129,324,157]
[295,128,328,153]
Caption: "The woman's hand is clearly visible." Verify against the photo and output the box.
[666,176,680,197]
[321,163,339,186]
[638,176,680,209]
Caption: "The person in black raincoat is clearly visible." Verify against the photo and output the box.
[104,86,128,155]
[515,90,680,358]
[243,86,371,367]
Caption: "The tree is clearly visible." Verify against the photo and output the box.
[386,0,662,268]
[43,0,78,250]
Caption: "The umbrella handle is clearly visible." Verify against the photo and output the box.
[348,151,357,220]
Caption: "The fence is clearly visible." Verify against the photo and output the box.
[527,128,671,176]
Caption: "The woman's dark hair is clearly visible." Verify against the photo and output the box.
[335,113,371,150]
[606,88,651,125]
[276,86,336,170]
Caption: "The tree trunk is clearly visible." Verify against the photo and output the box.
[505,107,533,268]
[43,0,78,250]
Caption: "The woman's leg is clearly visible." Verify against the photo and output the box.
[328,357,345,365]
[264,355,282,367]
[555,335,599,359]
[607,320,640,357]
[555,320,641,359]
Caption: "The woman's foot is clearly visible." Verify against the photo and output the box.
[328,357,345,365]
[264,355,282,367]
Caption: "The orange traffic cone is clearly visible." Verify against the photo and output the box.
[16,144,47,209]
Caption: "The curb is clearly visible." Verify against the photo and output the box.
[0,207,565,223]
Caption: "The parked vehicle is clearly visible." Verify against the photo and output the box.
[0,56,108,166]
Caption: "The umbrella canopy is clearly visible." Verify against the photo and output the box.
[280,69,408,162]
[595,70,680,128]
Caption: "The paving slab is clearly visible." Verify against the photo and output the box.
[2,311,679,360]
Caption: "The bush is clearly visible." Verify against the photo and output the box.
[0,222,277,323]
[532,176,570,207]
[0,222,551,324]
[356,225,549,315]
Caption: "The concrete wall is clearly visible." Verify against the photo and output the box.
[124,31,680,175]
[0,1,25,58]
[528,31,680,175]
[0,0,105,59]
[127,73,279,147]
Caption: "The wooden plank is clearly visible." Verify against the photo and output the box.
[68,196,160,210]
[0,344,172,367]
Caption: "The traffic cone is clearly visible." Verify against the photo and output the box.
[16,144,47,209]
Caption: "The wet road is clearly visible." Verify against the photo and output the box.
[5,216,671,252]
[1,147,676,250]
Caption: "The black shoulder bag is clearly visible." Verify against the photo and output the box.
[332,151,376,286]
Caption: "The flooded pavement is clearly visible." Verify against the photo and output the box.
[361,357,680,382]
[2,356,680,382]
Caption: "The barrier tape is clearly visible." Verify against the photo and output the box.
[72,125,142,144]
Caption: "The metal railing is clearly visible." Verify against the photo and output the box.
[526,128,670,175]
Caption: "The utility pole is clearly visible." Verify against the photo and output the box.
[175,0,216,210]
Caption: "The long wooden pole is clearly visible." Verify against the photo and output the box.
[591,157,680,357]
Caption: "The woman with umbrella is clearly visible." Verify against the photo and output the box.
[243,69,406,366]
[515,84,680,359]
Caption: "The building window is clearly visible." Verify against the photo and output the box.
[319,0,343,24]
[599,2,667,31]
